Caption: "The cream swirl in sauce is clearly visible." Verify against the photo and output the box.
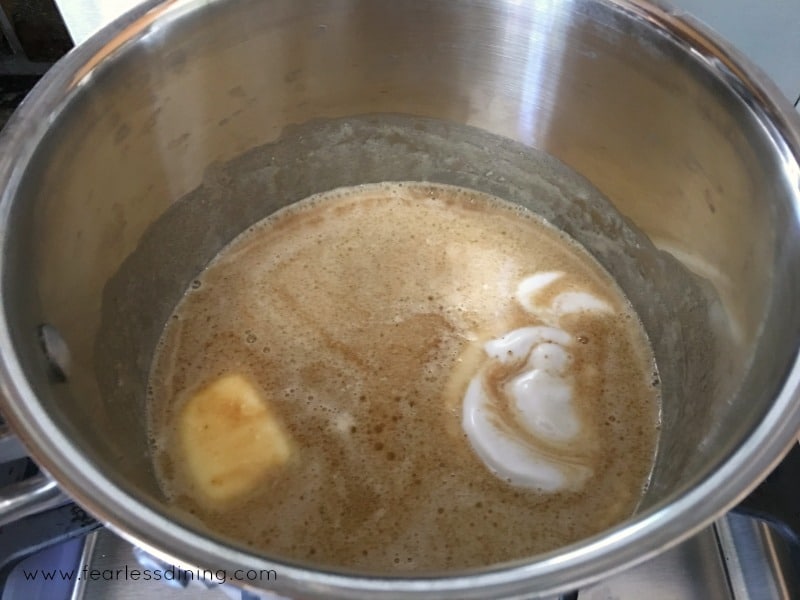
[462,272,613,492]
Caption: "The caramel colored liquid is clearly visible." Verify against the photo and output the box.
[148,182,659,572]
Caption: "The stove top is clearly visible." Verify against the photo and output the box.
[0,2,798,599]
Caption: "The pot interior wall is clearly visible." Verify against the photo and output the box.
[3,0,800,561]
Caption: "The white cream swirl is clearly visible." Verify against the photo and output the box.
[461,272,612,492]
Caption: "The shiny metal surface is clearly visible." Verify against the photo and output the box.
[71,528,736,600]
[51,0,800,102]
[68,531,98,600]
[0,474,68,526]
[717,514,800,600]
[0,0,799,598]
[72,531,235,600]
[522,524,732,600]
[73,516,799,600]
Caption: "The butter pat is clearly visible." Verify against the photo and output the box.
[178,373,291,505]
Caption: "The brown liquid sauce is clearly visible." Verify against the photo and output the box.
[148,182,659,572]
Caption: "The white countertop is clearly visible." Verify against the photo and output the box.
[54,0,800,106]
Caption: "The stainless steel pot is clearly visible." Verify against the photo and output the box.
[0,0,799,598]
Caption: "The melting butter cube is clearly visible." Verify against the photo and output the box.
[178,373,291,505]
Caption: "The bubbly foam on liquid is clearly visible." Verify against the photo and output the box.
[147,182,660,573]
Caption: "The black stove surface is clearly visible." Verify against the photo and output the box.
[0,0,71,119]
